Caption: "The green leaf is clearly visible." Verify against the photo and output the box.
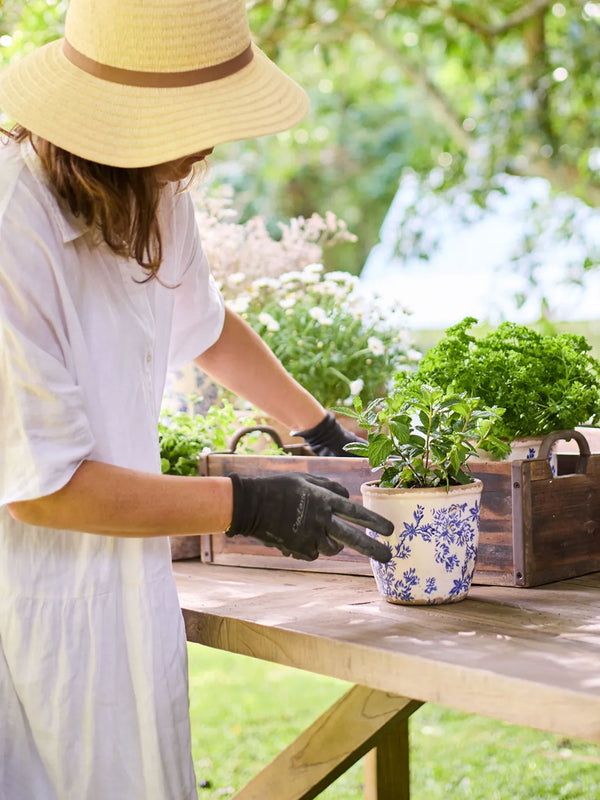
[331,406,360,420]
[380,464,401,488]
[449,448,462,473]
[367,434,394,468]
[453,469,474,485]
[344,441,369,457]
[389,420,411,444]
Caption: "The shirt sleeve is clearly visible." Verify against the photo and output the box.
[167,193,225,372]
[0,209,95,505]
[168,193,225,370]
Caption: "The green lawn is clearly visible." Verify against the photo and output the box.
[188,644,600,799]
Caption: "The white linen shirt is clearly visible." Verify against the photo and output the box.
[0,141,225,800]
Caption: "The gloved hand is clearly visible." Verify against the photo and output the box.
[293,412,366,457]
[227,471,393,563]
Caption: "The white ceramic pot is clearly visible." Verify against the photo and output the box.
[361,479,483,605]
[509,437,557,476]
[473,436,557,477]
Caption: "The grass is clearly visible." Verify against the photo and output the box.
[188,644,600,799]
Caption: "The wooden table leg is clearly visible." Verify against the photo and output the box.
[230,685,422,800]
[363,712,411,800]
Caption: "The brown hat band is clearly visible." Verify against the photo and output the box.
[62,39,254,88]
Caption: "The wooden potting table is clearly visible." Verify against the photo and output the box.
[174,561,600,799]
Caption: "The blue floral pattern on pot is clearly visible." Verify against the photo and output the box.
[472,436,557,476]
[361,480,483,605]
[512,437,556,477]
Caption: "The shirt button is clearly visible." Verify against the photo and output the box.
[146,352,152,364]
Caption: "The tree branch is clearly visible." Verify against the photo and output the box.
[389,0,555,38]
[487,0,555,36]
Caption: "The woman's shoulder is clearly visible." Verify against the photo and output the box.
[0,140,86,247]
[0,140,29,219]
[158,185,203,276]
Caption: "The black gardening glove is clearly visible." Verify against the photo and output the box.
[228,472,393,563]
[294,412,366,457]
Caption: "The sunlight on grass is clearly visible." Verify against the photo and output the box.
[188,644,600,799]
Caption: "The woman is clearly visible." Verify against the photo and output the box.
[0,2,393,798]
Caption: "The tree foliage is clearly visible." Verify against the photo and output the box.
[244,0,600,273]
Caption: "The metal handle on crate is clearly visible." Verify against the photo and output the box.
[227,425,286,453]
[539,429,591,475]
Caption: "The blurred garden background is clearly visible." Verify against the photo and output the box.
[2,1,600,797]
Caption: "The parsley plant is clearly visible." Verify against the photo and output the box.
[413,317,600,441]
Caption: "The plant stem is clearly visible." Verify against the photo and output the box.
[424,401,434,472]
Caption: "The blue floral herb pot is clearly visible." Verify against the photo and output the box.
[473,437,557,477]
[509,437,557,477]
[361,479,483,605]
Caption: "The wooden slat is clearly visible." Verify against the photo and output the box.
[201,453,375,507]
[176,562,600,743]
[205,551,373,576]
[229,686,420,800]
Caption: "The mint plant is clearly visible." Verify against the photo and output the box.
[334,382,509,489]
[414,317,600,442]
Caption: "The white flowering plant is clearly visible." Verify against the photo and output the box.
[228,262,421,409]
[192,184,357,297]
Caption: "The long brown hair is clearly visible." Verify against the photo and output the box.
[3,126,165,277]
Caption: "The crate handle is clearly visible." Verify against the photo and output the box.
[227,425,286,453]
[538,429,591,472]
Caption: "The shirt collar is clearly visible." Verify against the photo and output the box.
[21,140,89,243]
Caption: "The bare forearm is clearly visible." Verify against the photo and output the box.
[196,307,325,430]
[8,460,233,536]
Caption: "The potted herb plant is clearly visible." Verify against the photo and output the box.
[412,317,600,470]
[335,383,507,605]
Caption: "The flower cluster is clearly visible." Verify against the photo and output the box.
[228,262,420,409]
[192,184,357,297]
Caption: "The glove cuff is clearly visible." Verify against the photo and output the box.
[227,473,260,538]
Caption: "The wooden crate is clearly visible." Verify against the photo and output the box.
[470,444,600,586]
[177,427,600,588]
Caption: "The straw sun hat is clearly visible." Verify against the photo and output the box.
[0,0,309,168]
